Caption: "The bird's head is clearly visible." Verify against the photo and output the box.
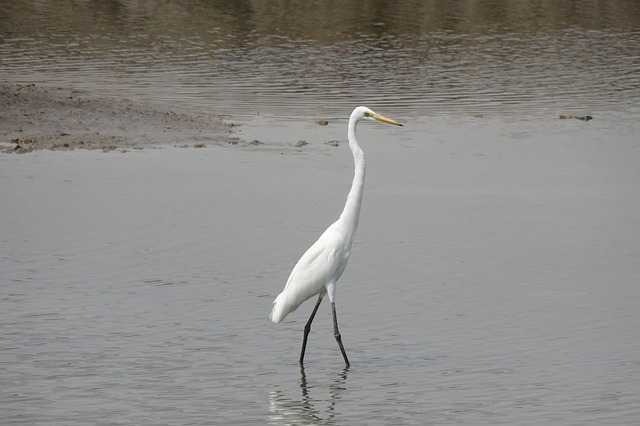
[353,106,403,127]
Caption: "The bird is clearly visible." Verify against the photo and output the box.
[269,106,402,367]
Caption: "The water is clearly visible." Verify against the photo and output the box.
[2,1,640,424]
[1,0,639,122]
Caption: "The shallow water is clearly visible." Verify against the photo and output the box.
[2,1,640,425]
[3,119,640,424]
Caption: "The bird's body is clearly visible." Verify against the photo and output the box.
[270,106,402,367]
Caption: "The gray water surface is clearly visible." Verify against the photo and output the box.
[3,121,639,424]
[2,1,640,424]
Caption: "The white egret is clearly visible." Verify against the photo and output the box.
[270,106,402,367]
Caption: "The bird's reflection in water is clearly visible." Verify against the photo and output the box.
[267,366,349,425]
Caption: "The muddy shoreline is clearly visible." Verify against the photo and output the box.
[0,83,233,153]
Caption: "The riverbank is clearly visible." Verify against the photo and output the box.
[0,83,232,153]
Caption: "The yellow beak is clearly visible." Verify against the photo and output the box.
[372,112,403,127]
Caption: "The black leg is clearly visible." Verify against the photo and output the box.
[331,302,350,368]
[300,295,323,365]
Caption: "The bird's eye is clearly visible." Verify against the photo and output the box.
[364,112,371,117]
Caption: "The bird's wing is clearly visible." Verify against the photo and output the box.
[283,226,346,295]
[270,230,344,323]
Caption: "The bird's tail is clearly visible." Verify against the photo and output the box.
[269,292,290,324]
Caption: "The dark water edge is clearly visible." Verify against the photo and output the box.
[1,0,639,119]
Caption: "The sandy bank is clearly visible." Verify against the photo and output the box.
[0,83,233,153]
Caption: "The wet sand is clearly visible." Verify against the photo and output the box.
[1,83,232,153]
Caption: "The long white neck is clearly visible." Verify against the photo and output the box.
[338,116,366,243]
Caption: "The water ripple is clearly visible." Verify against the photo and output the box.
[1,4,639,121]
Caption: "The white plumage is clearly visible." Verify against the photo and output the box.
[270,106,402,367]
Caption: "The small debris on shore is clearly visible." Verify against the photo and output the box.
[559,114,593,121]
